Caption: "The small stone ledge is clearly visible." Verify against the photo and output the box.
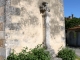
[0,56,4,60]
[0,39,5,47]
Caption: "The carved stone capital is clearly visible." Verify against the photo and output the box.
[39,2,50,14]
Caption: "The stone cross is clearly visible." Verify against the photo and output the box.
[39,2,51,49]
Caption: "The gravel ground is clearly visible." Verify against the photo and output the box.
[69,47,80,57]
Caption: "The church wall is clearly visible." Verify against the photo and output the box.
[5,0,65,54]
[0,0,65,59]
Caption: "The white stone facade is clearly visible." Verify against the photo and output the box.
[0,0,65,59]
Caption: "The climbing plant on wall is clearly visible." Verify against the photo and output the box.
[65,17,80,29]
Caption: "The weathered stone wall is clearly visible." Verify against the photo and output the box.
[0,0,6,59]
[5,0,43,53]
[0,0,65,59]
[49,0,65,53]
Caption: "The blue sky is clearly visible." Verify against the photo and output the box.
[63,0,80,17]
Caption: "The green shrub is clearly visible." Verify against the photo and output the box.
[7,44,51,60]
[57,47,76,60]
[65,17,80,29]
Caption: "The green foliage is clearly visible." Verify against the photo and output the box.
[57,47,76,60]
[76,55,80,60]
[65,17,80,29]
[7,44,51,60]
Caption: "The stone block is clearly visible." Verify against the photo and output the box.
[0,7,4,16]
[0,39,4,47]
[0,0,6,7]
[0,31,4,39]
[0,16,4,22]
[0,47,6,57]
[0,22,4,31]
[0,56,4,60]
